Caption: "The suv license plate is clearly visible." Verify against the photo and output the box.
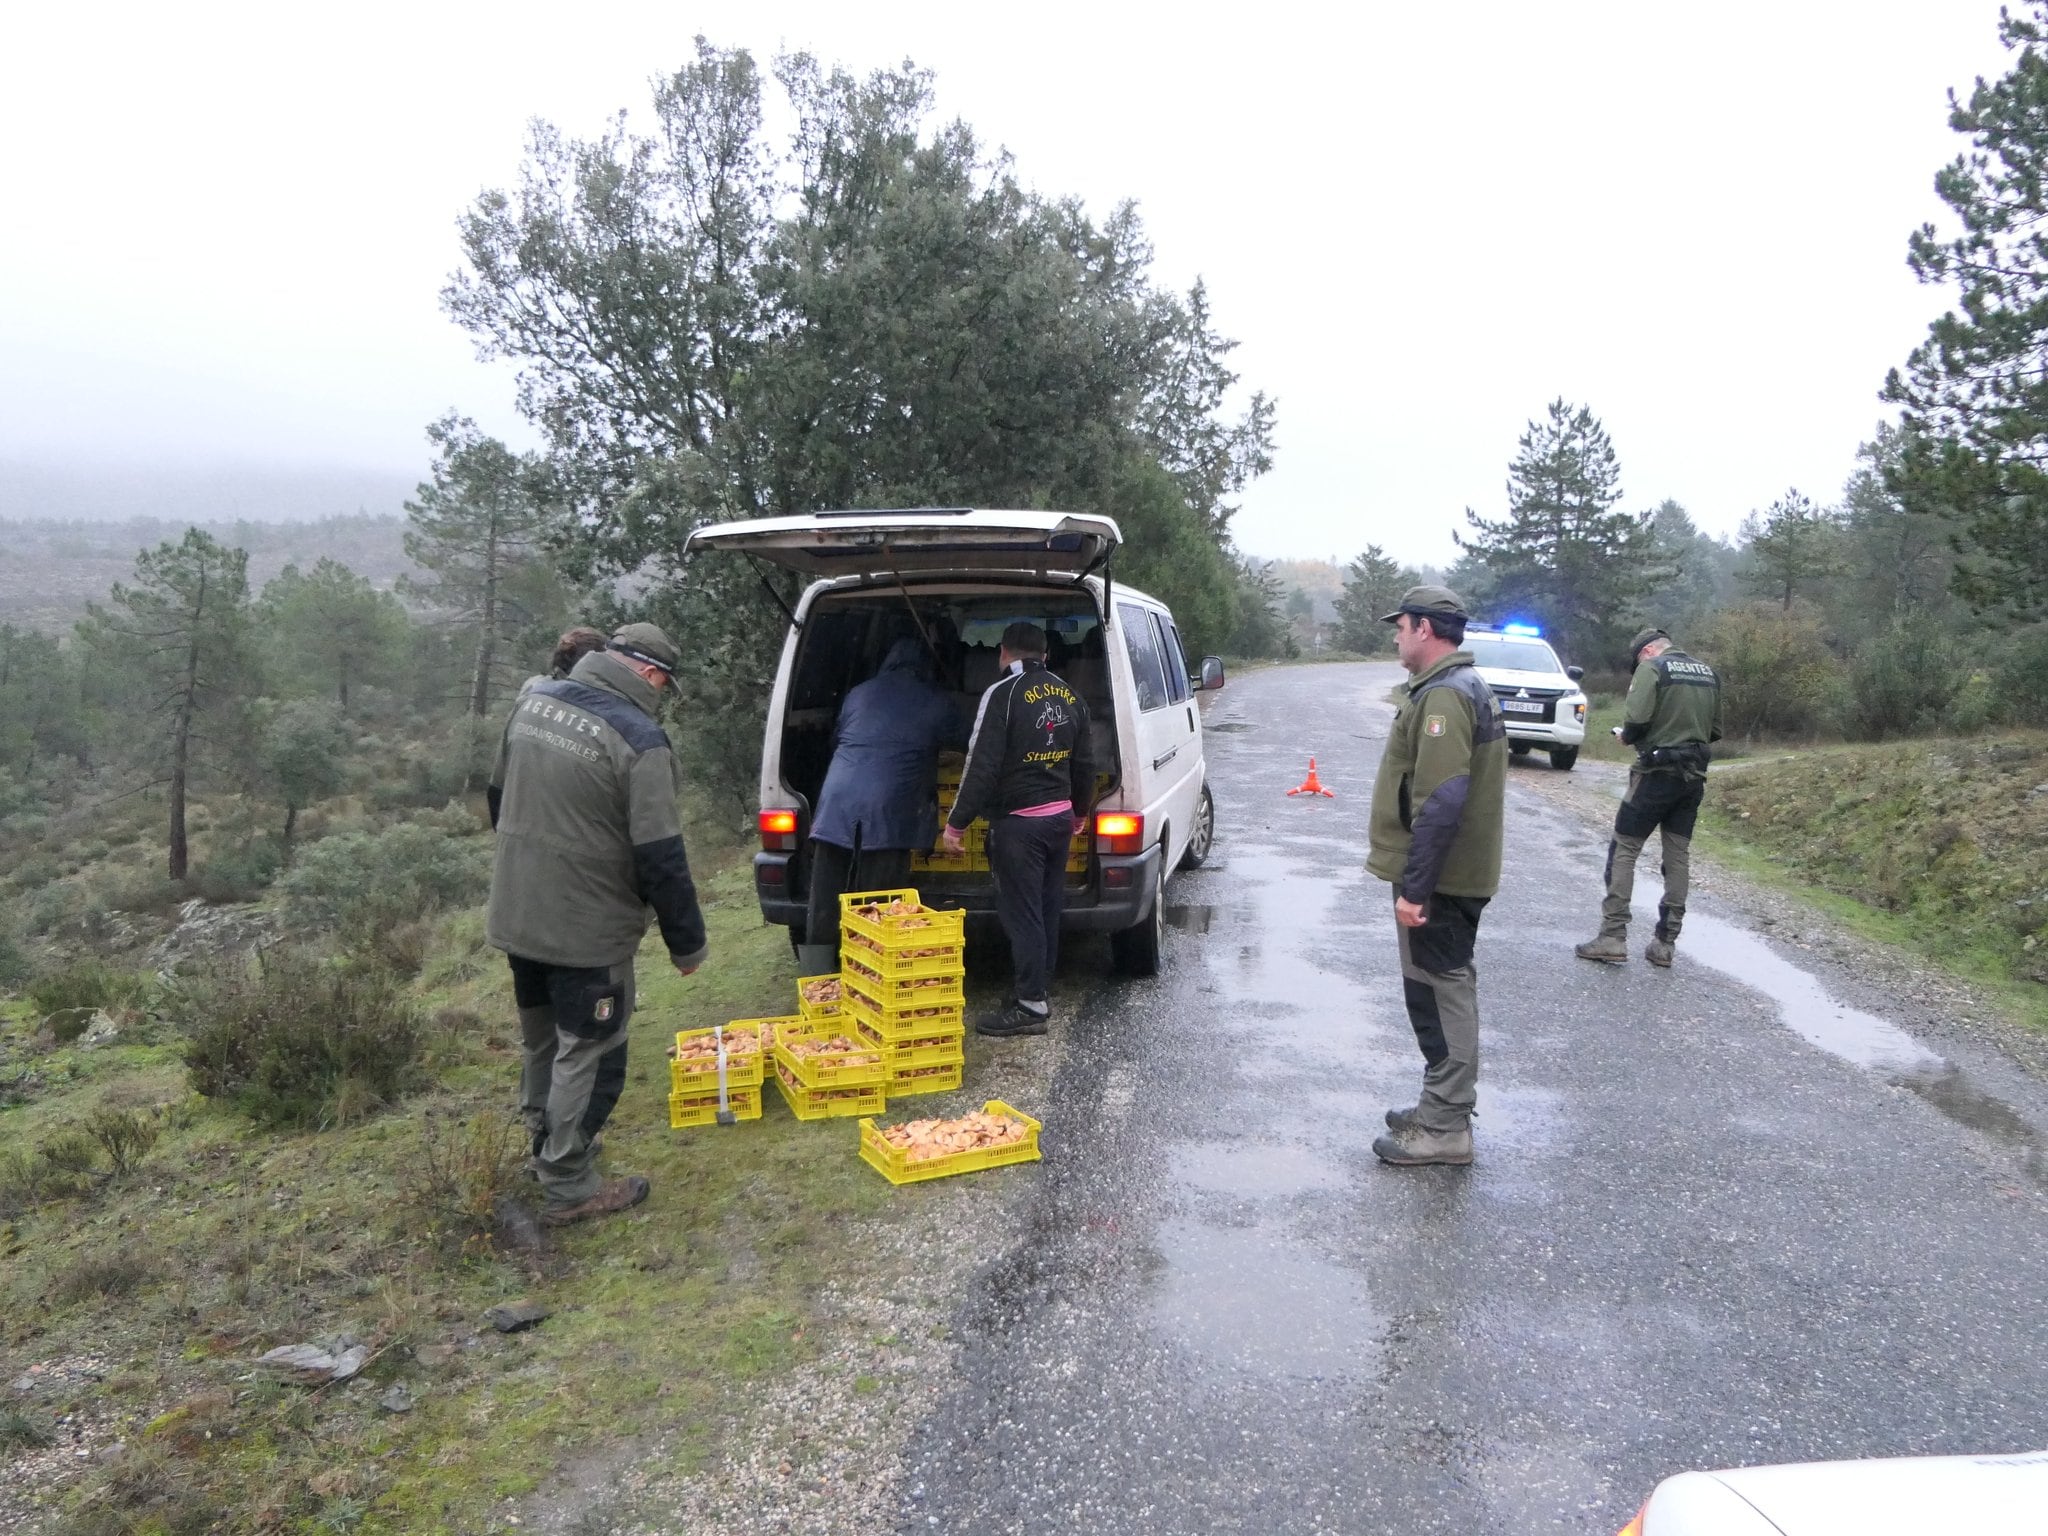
[1500,700,1544,714]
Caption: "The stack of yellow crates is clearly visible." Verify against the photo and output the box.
[839,887,966,1098]
[912,763,984,874]
[668,1019,766,1127]
[914,764,1094,878]
[769,1017,889,1120]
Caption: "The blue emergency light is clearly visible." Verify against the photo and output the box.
[1503,621,1543,637]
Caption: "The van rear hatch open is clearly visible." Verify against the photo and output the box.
[681,508,1121,580]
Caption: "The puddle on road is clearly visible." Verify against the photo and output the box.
[1149,1216,1380,1380]
[1206,720,1255,733]
[1165,904,1220,933]
[1683,912,2045,1182]
[1684,913,1940,1071]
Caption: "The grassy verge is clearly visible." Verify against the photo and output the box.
[1697,731,2048,1033]
[1,846,1024,1534]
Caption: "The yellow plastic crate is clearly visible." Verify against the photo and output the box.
[841,975,966,1040]
[796,973,844,1023]
[838,889,967,954]
[840,951,965,1006]
[669,1021,765,1093]
[772,1059,888,1121]
[885,1060,964,1097]
[909,850,977,874]
[851,1014,965,1069]
[773,1019,888,1091]
[858,1100,1042,1184]
[669,1084,762,1127]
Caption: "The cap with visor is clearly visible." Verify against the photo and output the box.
[1380,584,1470,623]
[608,622,681,679]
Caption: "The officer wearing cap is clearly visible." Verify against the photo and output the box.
[1575,626,1722,968]
[486,621,708,1226]
[1365,586,1508,1167]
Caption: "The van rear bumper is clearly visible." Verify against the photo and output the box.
[754,845,1161,934]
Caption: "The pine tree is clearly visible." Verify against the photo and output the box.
[79,530,251,879]
[1333,545,1419,655]
[1882,1,2048,621]
[1454,400,1658,660]
[1738,490,1841,612]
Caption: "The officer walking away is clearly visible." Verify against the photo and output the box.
[1365,587,1508,1167]
[486,621,708,1226]
[943,621,1093,1038]
[799,635,965,975]
[1575,627,1722,968]
[521,625,610,694]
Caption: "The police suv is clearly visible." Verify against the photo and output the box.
[1463,622,1590,770]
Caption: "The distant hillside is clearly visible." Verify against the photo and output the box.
[0,460,416,526]
[0,514,413,633]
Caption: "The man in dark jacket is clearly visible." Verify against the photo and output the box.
[487,621,708,1226]
[944,621,1093,1037]
[801,636,963,972]
[1576,627,1722,968]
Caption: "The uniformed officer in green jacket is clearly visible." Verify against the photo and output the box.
[1575,627,1722,968]
[1366,586,1508,1167]
[487,622,709,1226]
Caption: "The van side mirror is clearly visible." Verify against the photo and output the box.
[1566,665,1585,681]
[1195,656,1226,691]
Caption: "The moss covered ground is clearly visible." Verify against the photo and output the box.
[1699,732,2048,1032]
[0,848,1028,1534]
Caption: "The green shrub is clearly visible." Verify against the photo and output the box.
[1696,604,1846,739]
[1842,615,1966,740]
[0,927,30,988]
[172,949,424,1129]
[188,839,284,904]
[28,960,149,1020]
[277,817,489,945]
[1988,622,2048,727]
[85,1106,162,1175]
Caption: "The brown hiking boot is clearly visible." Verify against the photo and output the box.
[1372,1123,1473,1167]
[1575,933,1628,964]
[1645,936,1676,968]
[542,1175,650,1227]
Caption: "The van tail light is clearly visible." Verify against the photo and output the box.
[758,808,799,852]
[1094,811,1143,857]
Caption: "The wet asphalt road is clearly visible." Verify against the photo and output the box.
[896,662,2048,1534]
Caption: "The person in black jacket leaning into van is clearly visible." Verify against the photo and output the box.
[944,621,1093,1037]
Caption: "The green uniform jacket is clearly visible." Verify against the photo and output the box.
[485,650,709,970]
[1619,648,1722,774]
[1366,650,1509,902]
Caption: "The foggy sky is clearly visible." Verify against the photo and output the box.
[0,1,2014,565]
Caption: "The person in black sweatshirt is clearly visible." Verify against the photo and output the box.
[943,621,1093,1036]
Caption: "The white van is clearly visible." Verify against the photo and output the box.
[682,508,1223,976]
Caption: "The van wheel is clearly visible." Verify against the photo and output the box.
[1549,746,1579,771]
[1179,784,1215,870]
[1509,742,1532,757]
[1110,859,1165,978]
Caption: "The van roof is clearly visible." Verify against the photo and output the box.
[683,508,1121,580]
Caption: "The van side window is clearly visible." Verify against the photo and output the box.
[1119,602,1170,712]
[1155,615,1191,705]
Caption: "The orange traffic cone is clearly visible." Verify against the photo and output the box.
[1287,757,1334,797]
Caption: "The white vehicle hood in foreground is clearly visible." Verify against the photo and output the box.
[1474,665,1580,692]
[1642,1448,2048,1533]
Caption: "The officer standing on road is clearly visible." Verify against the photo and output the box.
[943,621,1093,1039]
[486,621,709,1227]
[1366,586,1508,1168]
[1575,627,1722,968]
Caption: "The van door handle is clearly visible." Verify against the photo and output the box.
[1152,745,1180,770]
